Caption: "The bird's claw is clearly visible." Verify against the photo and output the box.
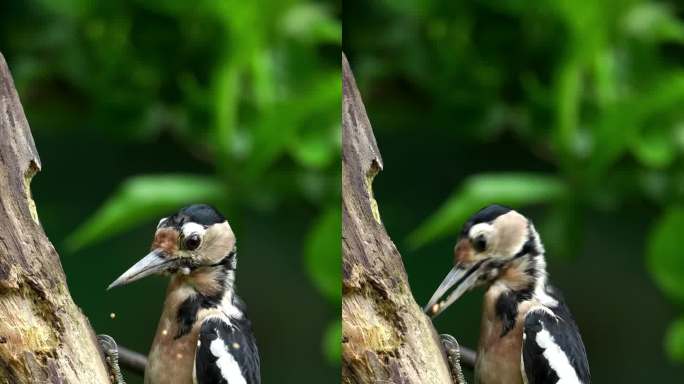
[440,334,467,384]
[97,334,126,384]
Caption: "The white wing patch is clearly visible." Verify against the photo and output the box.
[192,355,198,384]
[209,335,247,384]
[521,332,529,384]
[535,326,582,383]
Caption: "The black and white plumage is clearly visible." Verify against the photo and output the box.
[522,298,590,384]
[424,205,590,384]
[108,204,261,384]
[196,314,260,384]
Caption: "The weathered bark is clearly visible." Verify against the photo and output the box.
[341,53,455,384]
[0,53,111,383]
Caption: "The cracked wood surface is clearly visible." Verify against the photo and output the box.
[341,53,454,384]
[0,52,110,383]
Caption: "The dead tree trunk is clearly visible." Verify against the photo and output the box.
[341,54,455,384]
[0,53,111,383]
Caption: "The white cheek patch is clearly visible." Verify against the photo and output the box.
[182,222,206,238]
[493,211,529,255]
[157,217,168,229]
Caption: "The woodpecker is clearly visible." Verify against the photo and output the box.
[108,204,260,384]
[425,205,590,384]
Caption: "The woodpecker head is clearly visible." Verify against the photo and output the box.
[108,204,237,290]
[424,204,543,318]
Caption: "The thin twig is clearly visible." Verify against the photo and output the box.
[459,345,476,369]
[117,345,147,375]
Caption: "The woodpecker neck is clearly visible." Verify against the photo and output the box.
[487,228,556,337]
[168,250,240,339]
[495,253,545,292]
[175,251,237,295]
[495,223,549,291]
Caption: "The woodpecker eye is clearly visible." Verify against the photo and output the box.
[472,235,487,252]
[184,234,201,250]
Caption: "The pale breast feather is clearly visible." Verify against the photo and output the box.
[521,304,590,384]
[195,316,260,384]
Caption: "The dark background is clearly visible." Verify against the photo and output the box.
[344,0,684,382]
[1,1,340,383]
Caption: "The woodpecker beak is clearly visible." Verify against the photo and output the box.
[107,250,175,290]
[424,259,487,318]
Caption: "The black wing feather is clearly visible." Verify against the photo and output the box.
[195,316,260,384]
[522,303,590,384]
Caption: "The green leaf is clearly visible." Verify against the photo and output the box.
[281,3,341,44]
[245,71,340,179]
[632,128,677,169]
[66,174,225,251]
[213,59,241,163]
[250,48,276,109]
[553,57,583,164]
[289,123,340,169]
[323,319,341,365]
[589,72,684,178]
[408,173,567,249]
[305,206,341,302]
[647,207,684,303]
[666,317,684,363]
[623,3,684,43]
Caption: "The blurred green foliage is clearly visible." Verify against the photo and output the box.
[648,207,684,304]
[667,317,684,362]
[67,174,225,250]
[409,173,566,248]
[1,0,339,381]
[344,0,684,376]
